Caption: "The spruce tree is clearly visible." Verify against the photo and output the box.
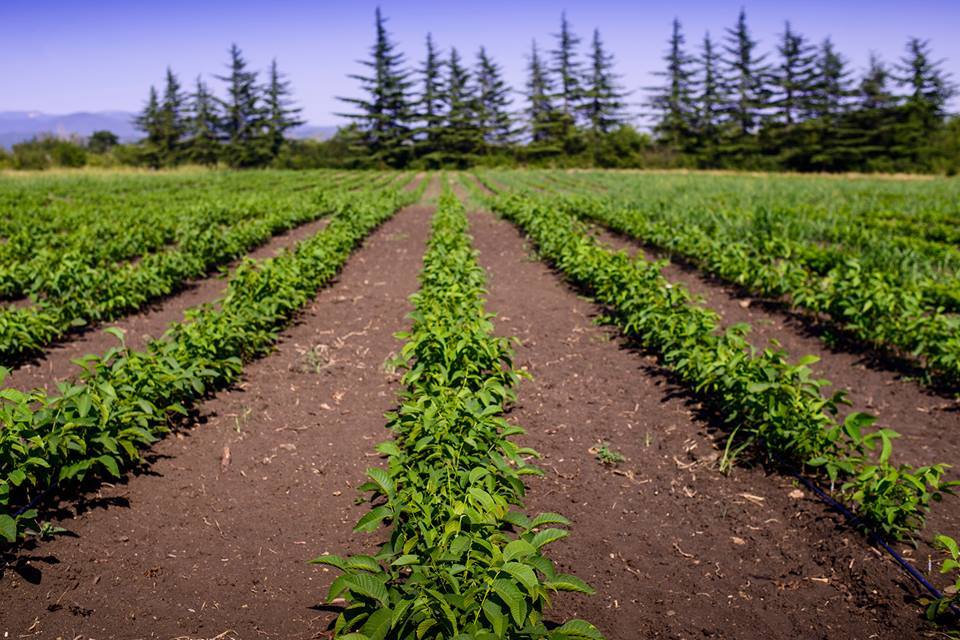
[810,38,853,119]
[860,54,898,111]
[721,9,771,145]
[806,38,855,169]
[264,59,304,159]
[416,33,446,157]
[844,54,899,169]
[134,86,163,168]
[896,38,955,119]
[437,47,482,165]
[581,29,628,138]
[649,18,697,150]
[893,38,956,165]
[550,12,583,119]
[338,8,414,167]
[525,40,560,148]
[157,67,187,165]
[216,43,269,168]
[186,76,221,166]
[475,47,516,148]
[771,22,817,125]
[693,32,724,159]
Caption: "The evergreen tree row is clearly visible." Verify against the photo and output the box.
[339,9,633,168]
[647,10,957,172]
[135,44,303,168]
[339,8,956,172]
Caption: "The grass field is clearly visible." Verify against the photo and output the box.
[1,169,959,639]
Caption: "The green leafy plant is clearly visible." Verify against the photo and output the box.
[489,187,958,543]
[312,187,602,639]
[0,181,413,545]
[590,441,625,466]
[924,534,960,621]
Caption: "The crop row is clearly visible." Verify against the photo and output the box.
[312,188,602,639]
[0,183,413,545]
[0,171,357,293]
[487,170,960,313]
[478,172,960,388]
[0,177,391,366]
[489,190,958,544]
[569,195,960,387]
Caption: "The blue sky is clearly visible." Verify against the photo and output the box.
[2,0,958,125]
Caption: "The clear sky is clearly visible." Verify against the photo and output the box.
[2,0,958,125]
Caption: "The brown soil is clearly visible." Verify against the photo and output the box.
[5,174,426,394]
[465,204,940,639]
[4,217,331,394]
[587,225,960,546]
[470,172,960,567]
[0,204,433,639]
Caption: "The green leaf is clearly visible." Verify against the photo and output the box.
[8,469,27,487]
[359,607,393,640]
[309,554,347,570]
[529,512,570,529]
[391,554,419,567]
[0,514,17,543]
[482,599,507,637]
[502,562,539,594]
[346,555,381,572]
[545,573,594,594]
[354,506,393,533]
[344,573,390,607]
[491,578,527,626]
[550,619,604,639]
[366,467,396,498]
[98,455,120,478]
[530,528,568,550]
[502,539,536,562]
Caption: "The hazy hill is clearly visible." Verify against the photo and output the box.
[0,111,337,148]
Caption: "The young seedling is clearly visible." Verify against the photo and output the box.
[591,441,625,467]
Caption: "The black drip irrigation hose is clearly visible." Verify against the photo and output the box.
[784,464,960,620]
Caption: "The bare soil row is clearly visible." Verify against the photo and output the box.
[0,179,952,639]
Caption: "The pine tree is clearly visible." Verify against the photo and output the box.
[844,54,900,169]
[810,38,853,120]
[896,38,956,119]
[550,12,583,120]
[338,8,414,167]
[893,38,957,165]
[216,43,269,168]
[581,29,628,138]
[692,32,724,158]
[436,47,482,165]
[416,33,446,156]
[649,18,697,149]
[186,76,221,166]
[805,38,855,169]
[721,9,771,142]
[860,54,898,111]
[475,47,516,148]
[264,59,304,159]
[134,85,163,168]
[525,40,560,148]
[771,22,817,125]
[157,67,187,165]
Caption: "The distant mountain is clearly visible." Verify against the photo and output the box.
[289,124,339,141]
[0,111,339,148]
[0,111,140,147]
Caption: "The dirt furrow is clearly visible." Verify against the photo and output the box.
[6,174,425,394]
[587,225,960,541]
[467,207,936,639]
[0,204,433,640]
